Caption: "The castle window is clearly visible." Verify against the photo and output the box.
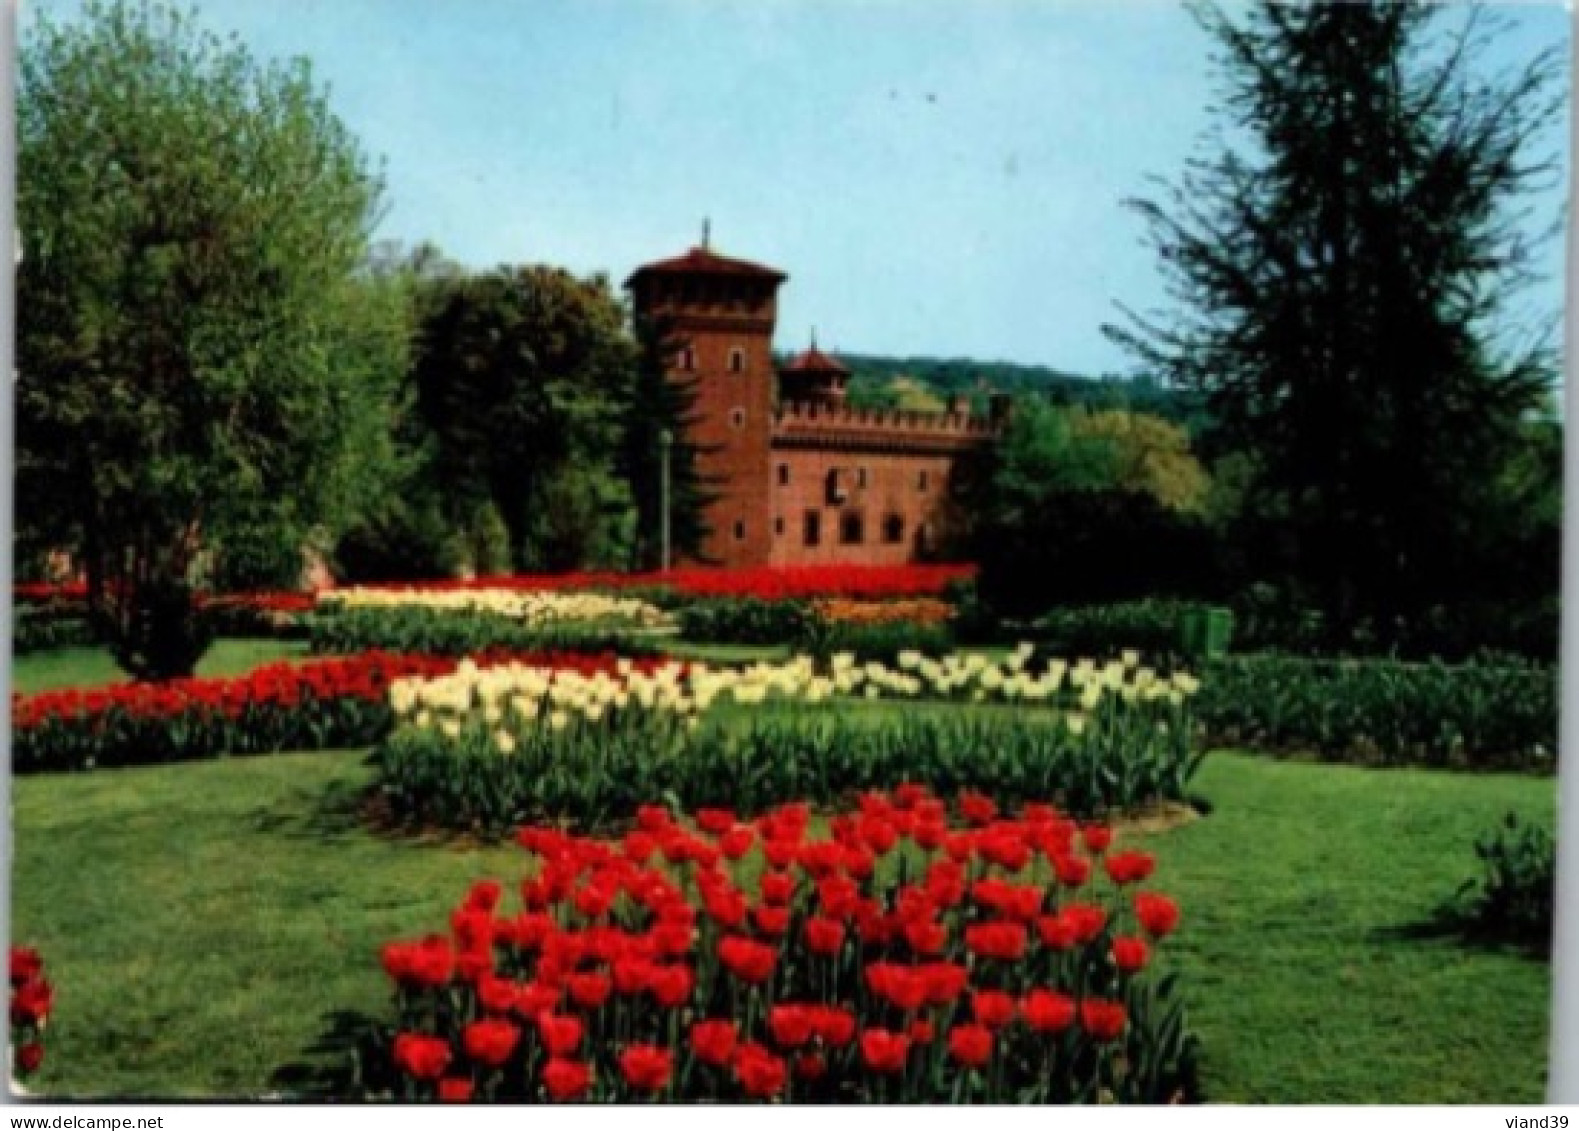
[826,469,846,505]
[774,516,785,536]
[840,511,865,545]
[804,511,822,547]
[729,348,746,374]
[918,470,930,492]
[730,407,746,429]
[883,514,905,544]
[733,520,746,542]
[678,346,696,372]
[916,523,932,556]
[778,463,790,486]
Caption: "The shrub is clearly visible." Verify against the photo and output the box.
[10,650,644,773]
[372,652,1202,834]
[106,577,217,681]
[364,790,1198,1103]
[799,620,956,665]
[308,607,666,660]
[1030,601,1209,663]
[1196,655,1556,770]
[675,598,821,647]
[13,603,95,654]
[1449,812,1555,952]
[10,946,51,1084]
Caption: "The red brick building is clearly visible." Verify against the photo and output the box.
[627,242,1005,569]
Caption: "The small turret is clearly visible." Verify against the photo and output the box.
[778,330,851,407]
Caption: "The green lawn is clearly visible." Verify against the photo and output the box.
[11,748,1554,1101]
[12,638,313,695]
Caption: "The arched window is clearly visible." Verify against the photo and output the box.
[856,467,869,489]
[840,511,865,545]
[777,463,790,486]
[733,520,746,542]
[728,348,747,374]
[883,514,905,544]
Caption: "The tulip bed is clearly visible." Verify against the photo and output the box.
[307,607,670,660]
[369,788,1196,1103]
[1195,655,1556,771]
[375,565,976,602]
[11,650,663,774]
[319,588,672,629]
[373,651,1203,832]
[10,947,51,1084]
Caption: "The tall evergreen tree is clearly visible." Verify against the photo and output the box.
[621,323,722,569]
[1107,1,1563,641]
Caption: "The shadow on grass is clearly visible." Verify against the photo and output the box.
[269,1008,381,1100]
[1370,913,1551,962]
[248,775,369,843]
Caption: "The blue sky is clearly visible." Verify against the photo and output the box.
[26,0,1573,372]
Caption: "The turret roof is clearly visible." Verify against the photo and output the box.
[625,246,787,287]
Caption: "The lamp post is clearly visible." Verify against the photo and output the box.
[658,428,673,574]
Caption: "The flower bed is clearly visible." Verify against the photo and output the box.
[319,589,671,629]
[11,946,51,1083]
[369,565,977,601]
[374,650,1202,832]
[307,608,669,660]
[12,651,661,773]
[1196,655,1556,770]
[368,789,1197,1103]
[815,598,954,626]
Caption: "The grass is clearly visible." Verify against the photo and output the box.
[12,638,312,695]
[11,748,1555,1101]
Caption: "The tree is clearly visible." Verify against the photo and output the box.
[621,323,721,569]
[969,400,1218,616]
[413,265,638,571]
[1107,1,1563,643]
[1067,409,1211,514]
[17,0,404,678]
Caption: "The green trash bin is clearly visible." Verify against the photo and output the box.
[1180,606,1234,660]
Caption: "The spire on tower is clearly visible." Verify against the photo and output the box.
[701,218,711,249]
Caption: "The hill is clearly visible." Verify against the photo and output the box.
[801,352,1207,428]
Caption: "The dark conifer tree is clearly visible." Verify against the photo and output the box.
[1108,1,1563,644]
[622,323,722,569]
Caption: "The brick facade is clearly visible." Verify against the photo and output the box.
[627,244,1002,569]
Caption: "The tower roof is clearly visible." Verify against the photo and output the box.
[781,344,850,376]
[625,245,787,288]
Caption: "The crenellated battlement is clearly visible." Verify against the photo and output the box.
[772,398,1002,455]
[776,398,999,433]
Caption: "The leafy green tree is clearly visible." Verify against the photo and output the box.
[413,265,638,570]
[17,0,403,677]
[1107,1,1563,643]
[969,400,1218,616]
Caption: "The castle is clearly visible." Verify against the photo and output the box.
[626,240,1007,570]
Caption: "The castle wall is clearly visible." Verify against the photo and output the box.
[627,246,1000,571]
[767,437,972,568]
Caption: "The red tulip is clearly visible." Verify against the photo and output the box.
[619,1044,673,1093]
[948,1024,994,1069]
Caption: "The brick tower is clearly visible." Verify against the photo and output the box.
[626,237,787,567]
